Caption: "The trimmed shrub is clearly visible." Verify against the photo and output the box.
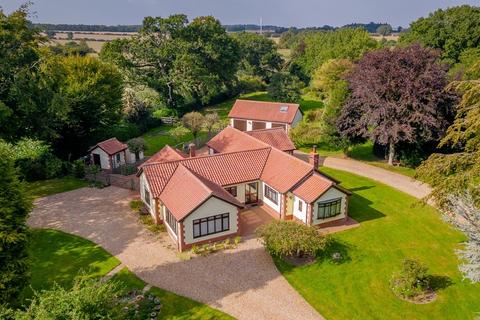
[72,159,86,178]
[257,221,329,258]
[390,259,432,299]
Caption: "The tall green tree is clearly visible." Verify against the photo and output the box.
[0,6,51,141]
[400,5,480,63]
[292,28,378,75]
[233,32,283,81]
[417,61,480,283]
[337,44,456,165]
[312,58,354,122]
[376,25,393,36]
[417,61,480,207]
[0,141,32,305]
[101,15,240,111]
[46,55,124,158]
[267,72,303,102]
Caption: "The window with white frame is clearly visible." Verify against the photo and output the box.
[165,209,177,235]
[317,198,342,219]
[193,213,229,239]
[264,185,278,205]
[298,200,303,212]
[143,186,150,206]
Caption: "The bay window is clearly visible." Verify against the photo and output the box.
[317,198,342,219]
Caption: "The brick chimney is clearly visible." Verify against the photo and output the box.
[188,143,196,158]
[309,145,319,169]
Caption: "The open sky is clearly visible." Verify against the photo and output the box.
[1,0,478,27]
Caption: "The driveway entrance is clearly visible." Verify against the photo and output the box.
[28,186,323,320]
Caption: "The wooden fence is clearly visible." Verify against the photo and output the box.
[159,116,178,125]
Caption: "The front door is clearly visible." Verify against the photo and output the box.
[245,182,258,204]
[93,153,101,166]
[285,194,294,219]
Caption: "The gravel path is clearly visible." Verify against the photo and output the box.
[28,187,322,320]
[322,157,431,199]
[293,151,431,200]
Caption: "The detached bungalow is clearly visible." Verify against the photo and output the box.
[228,99,303,133]
[88,138,144,170]
[138,127,351,251]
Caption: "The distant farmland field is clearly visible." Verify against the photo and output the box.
[46,31,399,55]
[46,31,136,53]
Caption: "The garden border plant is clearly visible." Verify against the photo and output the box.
[390,258,437,304]
[257,220,330,266]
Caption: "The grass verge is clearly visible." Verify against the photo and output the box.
[27,177,89,199]
[23,229,232,319]
[275,168,479,320]
[112,269,233,319]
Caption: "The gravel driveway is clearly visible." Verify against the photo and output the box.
[294,151,431,200]
[28,186,322,320]
[322,157,431,199]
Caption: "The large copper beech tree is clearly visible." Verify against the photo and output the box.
[337,44,456,165]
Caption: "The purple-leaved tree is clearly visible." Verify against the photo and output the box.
[337,44,456,165]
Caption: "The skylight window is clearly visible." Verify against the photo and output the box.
[279,105,289,113]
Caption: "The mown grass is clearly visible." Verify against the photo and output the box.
[275,168,479,320]
[23,229,233,319]
[21,229,120,301]
[112,269,234,320]
[299,142,417,178]
[141,125,208,156]
[27,177,89,199]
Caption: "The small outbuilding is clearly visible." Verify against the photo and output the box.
[88,138,144,170]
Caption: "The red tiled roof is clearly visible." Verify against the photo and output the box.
[89,138,127,155]
[141,148,271,198]
[292,173,333,203]
[159,165,243,221]
[206,127,267,153]
[228,100,300,124]
[140,129,347,219]
[141,145,185,167]
[207,127,296,153]
[260,148,313,193]
[247,128,296,152]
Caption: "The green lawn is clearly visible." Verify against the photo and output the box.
[141,125,196,156]
[112,269,234,320]
[275,168,480,320]
[299,142,417,178]
[27,177,89,199]
[23,229,232,319]
[22,229,120,301]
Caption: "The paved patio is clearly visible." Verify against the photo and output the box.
[239,206,275,237]
[28,186,323,320]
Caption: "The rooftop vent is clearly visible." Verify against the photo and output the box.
[279,105,289,113]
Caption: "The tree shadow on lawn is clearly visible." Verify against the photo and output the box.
[348,191,386,223]
[277,239,355,275]
[429,274,454,292]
